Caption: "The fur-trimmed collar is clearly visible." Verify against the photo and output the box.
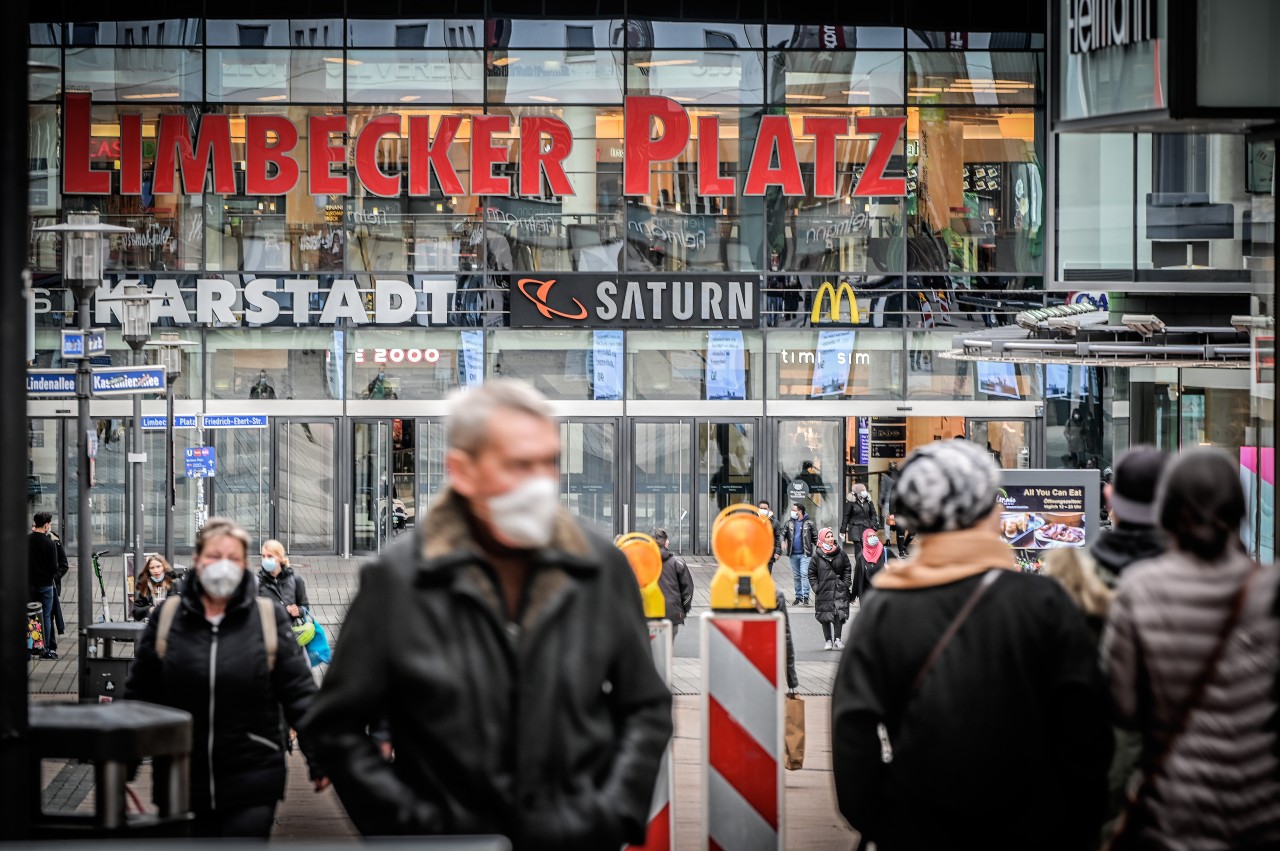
[416,486,596,632]
[873,526,1016,590]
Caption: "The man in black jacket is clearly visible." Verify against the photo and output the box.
[653,529,693,637]
[1091,445,1169,587]
[28,512,59,659]
[780,503,817,606]
[302,380,673,848]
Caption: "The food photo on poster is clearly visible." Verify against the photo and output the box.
[997,470,1100,573]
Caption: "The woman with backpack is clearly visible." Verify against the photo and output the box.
[125,518,327,837]
[808,527,853,650]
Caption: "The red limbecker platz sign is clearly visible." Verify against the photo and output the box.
[63,93,907,200]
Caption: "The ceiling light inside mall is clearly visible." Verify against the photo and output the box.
[122,92,180,99]
[634,59,698,68]
[842,90,869,96]
[323,57,363,65]
[399,95,420,102]
[529,95,559,102]
[491,56,521,66]
[785,93,826,100]
[257,94,288,101]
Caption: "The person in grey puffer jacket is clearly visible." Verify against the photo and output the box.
[1103,448,1280,850]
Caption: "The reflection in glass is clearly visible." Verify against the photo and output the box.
[206,49,343,102]
[64,48,202,100]
[347,50,484,103]
[209,426,268,545]
[906,52,1041,106]
[488,50,624,104]
[698,422,754,551]
[348,330,472,400]
[771,52,904,106]
[633,421,692,554]
[277,421,335,552]
[628,329,763,400]
[626,50,765,104]
[207,328,334,400]
[768,330,901,399]
[489,330,598,400]
[562,421,616,536]
[774,418,841,534]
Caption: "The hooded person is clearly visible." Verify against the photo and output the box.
[841,483,880,548]
[853,527,888,602]
[808,527,853,651]
[831,439,1112,851]
[1091,446,1169,587]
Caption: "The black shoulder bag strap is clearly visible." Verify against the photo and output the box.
[912,568,1003,691]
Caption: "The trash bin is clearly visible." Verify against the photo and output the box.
[85,622,147,703]
[30,700,192,837]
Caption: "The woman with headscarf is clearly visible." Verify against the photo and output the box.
[831,439,1112,851]
[853,527,889,604]
[808,527,852,651]
[1102,448,1280,849]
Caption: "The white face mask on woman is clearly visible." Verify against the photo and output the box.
[486,475,560,549]
[200,559,244,599]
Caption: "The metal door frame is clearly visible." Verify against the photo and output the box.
[349,417,417,557]
[270,416,341,555]
[559,416,624,541]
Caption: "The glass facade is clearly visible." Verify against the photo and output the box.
[28,9,1059,554]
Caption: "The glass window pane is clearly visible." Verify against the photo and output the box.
[1057,134,1135,284]
[67,19,204,46]
[347,50,484,103]
[698,421,755,550]
[209,427,270,545]
[488,50,624,104]
[277,420,335,552]
[907,107,1043,274]
[489,329,599,400]
[207,20,340,47]
[770,52,904,106]
[65,48,202,101]
[29,48,60,101]
[347,19,484,48]
[907,52,1041,106]
[766,25,904,49]
[207,327,336,400]
[774,418,841,533]
[29,106,59,227]
[633,421,693,554]
[348,329,476,400]
[626,50,764,104]
[768,329,901,399]
[561,421,616,535]
[207,49,343,102]
[632,22,764,49]
[628,329,763,400]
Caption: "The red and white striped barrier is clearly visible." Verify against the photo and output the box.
[629,619,675,851]
[701,612,785,851]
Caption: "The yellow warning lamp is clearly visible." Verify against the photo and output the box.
[709,504,777,611]
[616,532,667,619]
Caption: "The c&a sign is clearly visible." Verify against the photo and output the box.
[63,93,906,200]
[510,274,758,329]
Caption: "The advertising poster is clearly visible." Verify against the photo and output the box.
[811,329,855,398]
[998,470,1100,571]
[460,330,484,388]
[705,330,746,400]
[591,330,623,401]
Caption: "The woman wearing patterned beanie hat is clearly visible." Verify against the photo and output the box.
[831,439,1113,851]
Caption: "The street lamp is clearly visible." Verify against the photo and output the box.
[147,332,195,569]
[33,212,132,700]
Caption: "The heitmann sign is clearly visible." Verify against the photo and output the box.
[63,93,907,200]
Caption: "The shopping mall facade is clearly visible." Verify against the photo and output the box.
[22,3,1276,557]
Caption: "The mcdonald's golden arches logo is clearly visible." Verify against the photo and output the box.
[811,281,860,324]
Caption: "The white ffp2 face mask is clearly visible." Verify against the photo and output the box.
[200,559,244,599]
[486,475,560,549]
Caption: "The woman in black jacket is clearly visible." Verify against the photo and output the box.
[125,518,327,838]
[132,554,178,621]
[808,527,853,651]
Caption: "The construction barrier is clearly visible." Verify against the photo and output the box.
[701,612,784,851]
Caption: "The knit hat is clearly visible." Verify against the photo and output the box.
[891,439,1001,533]
[1110,446,1169,526]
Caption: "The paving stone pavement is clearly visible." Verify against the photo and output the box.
[32,553,846,697]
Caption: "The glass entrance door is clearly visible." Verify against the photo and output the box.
[274,419,337,553]
[353,418,417,553]
[632,421,693,553]
[698,421,755,550]
[562,420,618,536]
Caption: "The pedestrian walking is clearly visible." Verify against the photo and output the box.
[1102,448,1280,849]
[257,539,309,622]
[132,554,178,621]
[1091,445,1169,588]
[653,528,693,637]
[300,379,673,847]
[842,483,879,548]
[781,503,817,605]
[853,527,888,604]
[48,526,69,647]
[125,518,327,838]
[27,512,59,660]
[832,439,1112,851]
[758,500,782,576]
[809,527,852,650]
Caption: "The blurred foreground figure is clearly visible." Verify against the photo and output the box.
[303,379,672,849]
[832,439,1112,851]
[1103,448,1280,850]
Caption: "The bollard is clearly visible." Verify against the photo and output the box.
[616,532,677,851]
[701,505,785,850]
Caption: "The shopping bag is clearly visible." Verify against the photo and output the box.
[784,693,806,770]
[305,618,333,666]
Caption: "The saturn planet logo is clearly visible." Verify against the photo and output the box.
[516,278,589,321]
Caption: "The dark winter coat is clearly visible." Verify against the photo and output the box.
[299,487,673,849]
[28,530,58,587]
[656,546,693,626]
[258,564,310,614]
[854,548,889,599]
[124,568,320,814]
[132,571,179,621]
[833,559,1112,851]
[775,591,799,690]
[809,546,853,624]
[841,497,880,543]
[780,516,817,557]
[1090,523,1165,587]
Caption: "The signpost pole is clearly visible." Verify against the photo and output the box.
[164,382,174,567]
